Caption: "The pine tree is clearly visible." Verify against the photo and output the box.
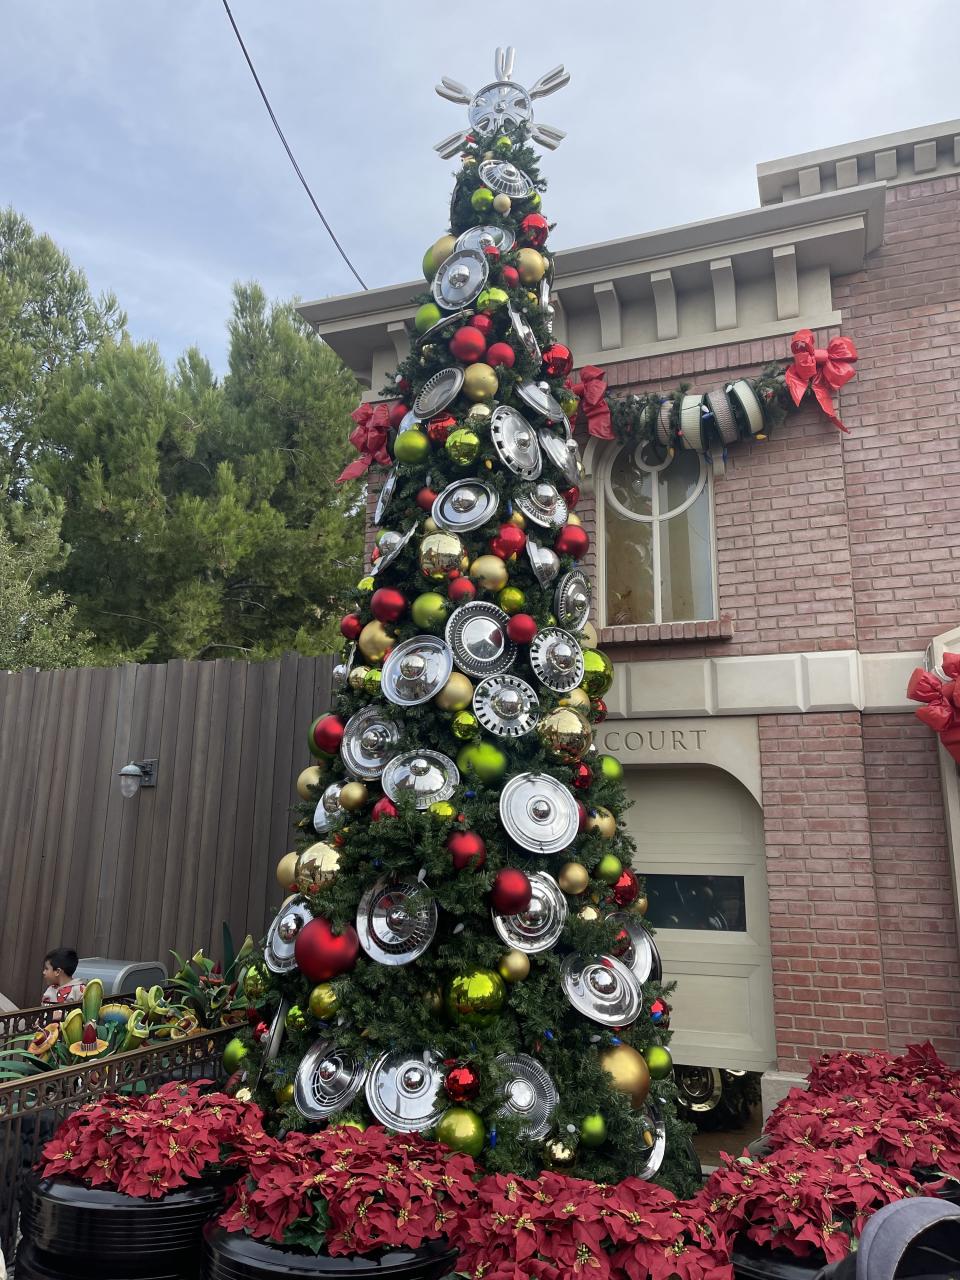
[245,50,695,1192]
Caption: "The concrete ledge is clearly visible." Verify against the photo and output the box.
[761,1070,807,1120]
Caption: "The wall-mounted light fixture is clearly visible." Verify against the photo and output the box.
[118,759,158,799]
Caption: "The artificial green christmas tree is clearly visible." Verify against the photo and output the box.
[244,48,696,1193]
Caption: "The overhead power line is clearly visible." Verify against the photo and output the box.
[220,0,368,291]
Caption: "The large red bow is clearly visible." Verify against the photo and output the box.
[784,329,858,434]
[337,401,392,484]
[567,366,613,440]
[906,653,960,762]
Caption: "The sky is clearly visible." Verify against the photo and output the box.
[4,1,959,373]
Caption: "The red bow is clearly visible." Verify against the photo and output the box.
[337,401,392,484]
[907,654,960,762]
[567,366,613,440]
[784,329,858,434]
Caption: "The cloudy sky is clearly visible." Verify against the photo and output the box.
[5,1,958,372]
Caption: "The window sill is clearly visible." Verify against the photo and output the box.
[597,618,735,646]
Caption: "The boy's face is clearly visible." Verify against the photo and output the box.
[42,960,63,987]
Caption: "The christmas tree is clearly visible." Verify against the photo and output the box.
[243,48,695,1191]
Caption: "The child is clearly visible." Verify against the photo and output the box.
[41,947,85,1006]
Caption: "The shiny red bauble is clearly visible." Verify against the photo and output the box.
[562,485,581,510]
[471,313,495,337]
[576,801,589,831]
[449,325,487,364]
[311,714,345,755]
[486,342,516,369]
[444,1062,481,1102]
[542,343,574,378]
[490,522,526,560]
[396,377,412,396]
[482,245,500,262]
[371,796,398,822]
[506,612,538,644]
[370,587,407,623]
[502,266,520,289]
[416,487,438,512]
[448,577,477,603]
[340,613,363,640]
[612,867,640,907]
[294,918,360,982]
[554,523,590,560]
[520,213,549,248]
[572,762,593,790]
[388,401,410,429]
[427,414,456,444]
[448,830,487,871]
[491,868,532,915]
[592,698,608,723]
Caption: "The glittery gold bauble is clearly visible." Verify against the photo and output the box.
[578,904,601,922]
[435,671,474,711]
[358,619,394,661]
[452,710,480,740]
[429,800,456,822]
[498,949,530,983]
[276,851,299,890]
[462,363,499,403]
[285,1004,307,1032]
[581,649,613,695]
[537,706,592,763]
[446,969,506,1026]
[295,841,341,892]
[296,765,324,800]
[467,402,492,421]
[420,532,468,580]
[600,1044,651,1108]
[559,687,591,712]
[580,621,599,649]
[586,806,617,839]
[364,668,382,696]
[558,861,590,895]
[469,554,509,591]
[436,1106,485,1156]
[498,586,526,614]
[516,248,547,284]
[348,664,371,691]
[274,1082,295,1106]
[339,781,368,811]
[544,1139,575,1169]
[635,895,649,916]
[308,983,339,1019]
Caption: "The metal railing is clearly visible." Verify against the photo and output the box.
[0,1024,234,1257]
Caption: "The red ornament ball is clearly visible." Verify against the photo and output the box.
[482,245,500,262]
[490,522,526,560]
[572,762,593,790]
[449,325,487,364]
[501,266,520,289]
[294,918,360,982]
[427,414,456,445]
[397,377,412,396]
[612,867,640,907]
[471,313,495,337]
[506,613,538,644]
[444,1062,481,1103]
[371,796,398,822]
[576,801,589,831]
[448,831,487,871]
[562,485,581,510]
[311,714,345,755]
[542,343,574,379]
[520,213,549,248]
[592,698,608,724]
[491,868,532,915]
[486,342,516,369]
[388,401,410,429]
[448,577,477,604]
[370,587,407,623]
[340,613,362,641]
[416,487,438,512]
[554,523,590,560]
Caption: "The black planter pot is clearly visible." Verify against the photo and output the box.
[13,1238,189,1280]
[201,1224,458,1280]
[731,1235,826,1280]
[18,1171,229,1279]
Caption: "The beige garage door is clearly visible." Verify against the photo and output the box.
[624,765,776,1072]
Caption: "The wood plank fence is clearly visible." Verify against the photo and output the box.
[0,655,333,1007]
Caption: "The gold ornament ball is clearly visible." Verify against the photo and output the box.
[516,248,547,284]
[274,1082,295,1106]
[363,668,382,697]
[558,861,590,895]
[566,513,582,527]
[308,983,339,1020]
[469,555,509,592]
[467,402,492,421]
[462,363,499,403]
[285,1004,307,1032]
[348,665,371,691]
[498,949,531,983]
[429,800,456,822]
[359,620,394,662]
[578,904,601,922]
[446,968,506,1026]
[420,532,468,580]
[580,621,599,649]
[506,509,526,529]
[537,706,593,763]
[635,895,649,917]
[423,234,457,280]
[498,586,526,614]
[581,649,614,696]
[452,710,480,740]
[435,671,474,711]
[423,516,439,534]
[276,851,299,890]
[296,841,341,892]
[339,781,368,812]
[587,806,618,839]
[436,1106,485,1157]
[595,853,623,884]
[559,687,591,712]
[445,429,480,466]
[600,1044,651,1109]
[543,1139,576,1169]
[492,193,512,214]
[296,764,325,800]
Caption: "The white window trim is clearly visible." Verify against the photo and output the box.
[596,443,718,628]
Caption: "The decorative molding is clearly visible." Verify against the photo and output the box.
[710,257,737,330]
[772,246,799,320]
[650,269,678,341]
[593,280,622,350]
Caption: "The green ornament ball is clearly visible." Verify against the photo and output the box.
[498,586,526,615]
[457,740,507,783]
[356,576,375,593]
[363,668,382,696]
[446,968,506,1025]
[598,754,624,782]
[580,1113,607,1148]
[222,1037,247,1073]
[394,428,430,465]
[581,649,614,697]
[436,1106,485,1156]
[596,853,623,884]
[527,192,542,210]
[242,964,266,1000]
[644,1045,673,1080]
[477,287,509,314]
[495,135,512,152]
[411,592,449,629]
[446,428,480,466]
[415,302,442,333]
[452,710,480,740]
[470,187,494,212]
[429,800,456,822]
[285,1004,307,1032]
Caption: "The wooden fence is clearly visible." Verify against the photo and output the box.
[0,655,333,1007]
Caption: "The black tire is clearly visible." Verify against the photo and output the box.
[201,1224,458,1280]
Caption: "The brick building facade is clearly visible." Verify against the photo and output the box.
[302,119,960,1097]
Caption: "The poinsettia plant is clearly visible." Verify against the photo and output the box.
[40,1080,260,1199]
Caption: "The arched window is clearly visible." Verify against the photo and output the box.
[599,443,715,627]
